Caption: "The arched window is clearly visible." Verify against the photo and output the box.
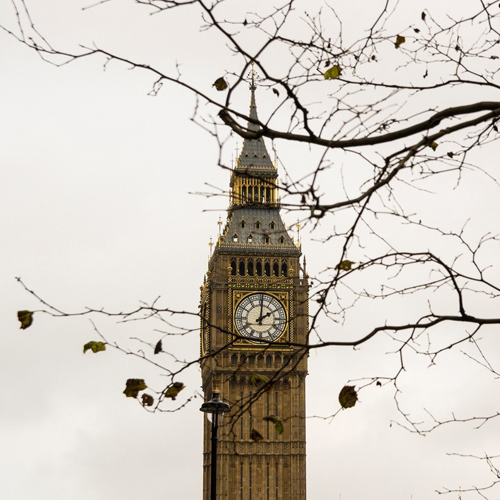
[282,262,288,276]
[247,234,253,244]
[231,259,237,275]
[241,220,245,229]
[242,185,247,201]
[255,221,260,230]
[265,262,271,277]
[273,261,279,277]
[248,186,253,202]
[233,234,238,243]
[279,236,284,244]
[275,353,282,365]
[239,260,245,276]
[256,260,263,276]
[231,354,238,365]
[270,221,276,230]
[266,187,271,203]
[248,355,255,365]
[264,235,270,244]
[261,186,265,203]
[248,260,254,276]
[266,355,272,367]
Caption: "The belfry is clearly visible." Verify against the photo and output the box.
[200,77,309,499]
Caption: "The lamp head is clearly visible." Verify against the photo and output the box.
[200,390,231,415]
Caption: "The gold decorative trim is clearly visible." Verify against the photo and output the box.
[229,288,292,349]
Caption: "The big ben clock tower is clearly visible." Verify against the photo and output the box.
[200,78,309,500]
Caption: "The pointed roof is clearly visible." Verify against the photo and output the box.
[235,78,276,175]
[218,207,300,256]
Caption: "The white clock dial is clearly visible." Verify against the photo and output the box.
[234,293,287,342]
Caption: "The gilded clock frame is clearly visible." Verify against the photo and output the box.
[230,288,293,349]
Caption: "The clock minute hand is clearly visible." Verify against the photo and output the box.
[257,294,265,324]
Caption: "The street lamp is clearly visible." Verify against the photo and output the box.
[200,390,231,500]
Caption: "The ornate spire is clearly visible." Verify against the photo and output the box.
[236,68,275,172]
[248,63,258,133]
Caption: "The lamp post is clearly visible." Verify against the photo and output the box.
[200,390,231,500]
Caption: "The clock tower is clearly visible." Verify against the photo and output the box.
[200,81,309,499]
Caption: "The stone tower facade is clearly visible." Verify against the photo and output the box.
[200,83,308,500]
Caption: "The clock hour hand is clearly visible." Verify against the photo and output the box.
[257,310,273,325]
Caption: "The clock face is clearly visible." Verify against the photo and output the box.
[234,293,287,342]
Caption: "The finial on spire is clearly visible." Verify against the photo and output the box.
[249,61,257,90]
[208,237,214,257]
[295,219,302,249]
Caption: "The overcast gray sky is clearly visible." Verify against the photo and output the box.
[1,1,500,499]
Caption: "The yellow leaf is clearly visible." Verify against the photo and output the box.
[213,77,228,91]
[395,35,406,49]
[250,429,264,442]
[17,310,34,330]
[263,415,284,434]
[83,341,106,354]
[335,260,356,271]
[339,385,358,409]
[430,141,438,151]
[123,379,147,398]
[251,373,270,387]
[164,382,185,400]
[323,65,342,80]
